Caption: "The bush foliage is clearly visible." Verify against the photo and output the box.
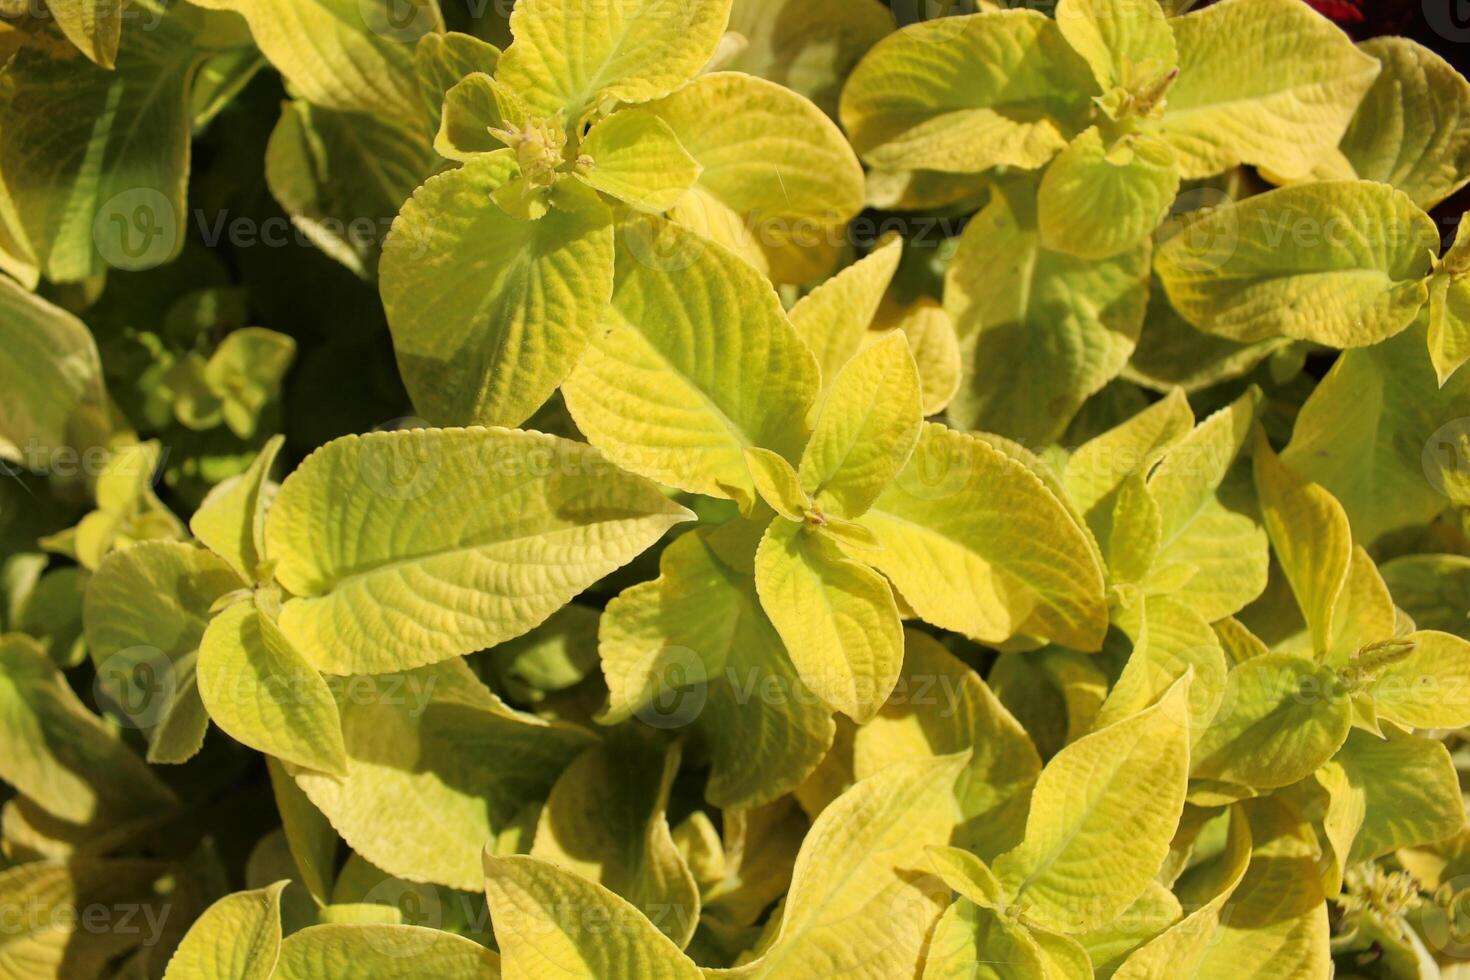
[1,0,1469,977]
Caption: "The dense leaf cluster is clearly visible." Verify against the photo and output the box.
[0,0,1469,977]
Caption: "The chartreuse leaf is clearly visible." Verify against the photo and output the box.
[1283,319,1470,543]
[859,423,1108,650]
[0,633,175,825]
[926,845,1006,908]
[945,177,1150,443]
[1106,475,1162,584]
[1339,38,1470,210]
[189,435,283,585]
[1055,0,1176,97]
[1111,808,1251,980]
[1063,387,1193,544]
[1321,546,1396,667]
[720,0,890,118]
[788,235,903,393]
[1072,882,1181,978]
[1428,212,1470,384]
[577,108,701,213]
[531,729,700,948]
[44,0,123,68]
[265,100,438,280]
[839,10,1096,174]
[1367,631,1470,729]
[921,901,1049,980]
[274,924,501,979]
[1335,727,1465,864]
[1154,0,1380,180]
[435,72,521,162]
[600,528,834,809]
[1037,128,1180,260]
[1125,279,1292,394]
[854,631,1041,861]
[643,72,865,283]
[414,31,501,129]
[1381,554,1470,639]
[266,426,690,675]
[83,540,244,764]
[484,854,700,978]
[1252,433,1352,657]
[1190,655,1350,792]
[1193,799,1330,979]
[1144,387,1268,620]
[744,448,808,522]
[381,151,615,427]
[720,754,969,979]
[197,600,348,776]
[0,276,109,466]
[755,519,902,722]
[879,299,962,417]
[1154,181,1437,347]
[992,675,1191,933]
[189,0,441,124]
[266,758,338,905]
[1097,594,1227,742]
[564,216,819,505]
[495,0,731,122]
[800,333,921,519]
[162,881,287,980]
[286,658,593,890]
[0,0,221,281]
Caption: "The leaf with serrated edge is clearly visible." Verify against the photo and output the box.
[563,216,818,506]
[1155,0,1380,180]
[993,675,1191,933]
[578,108,702,213]
[1154,181,1436,347]
[381,152,615,428]
[600,528,835,809]
[189,435,283,584]
[755,518,902,723]
[273,924,502,979]
[162,881,286,980]
[266,426,691,675]
[494,0,731,122]
[839,10,1096,174]
[789,236,902,395]
[1038,129,1180,260]
[859,423,1108,650]
[198,601,348,776]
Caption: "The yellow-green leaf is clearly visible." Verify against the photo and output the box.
[198,601,348,776]
[1156,0,1380,180]
[274,924,502,979]
[189,0,441,124]
[288,658,592,891]
[1191,654,1350,791]
[380,151,616,427]
[162,881,287,980]
[754,518,902,723]
[1055,0,1176,95]
[789,235,903,393]
[644,71,864,284]
[1252,433,1353,656]
[83,540,245,764]
[266,426,690,675]
[1340,37,1470,210]
[563,215,819,506]
[945,178,1150,442]
[531,730,700,948]
[860,423,1108,650]
[495,0,731,122]
[1154,181,1436,347]
[799,333,921,519]
[600,528,835,809]
[993,675,1191,933]
[1038,128,1180,260]
[839,10,1096,174]
[1369,630,1470,729]
[189,435,283,585]
[577,107,702,213]
[744,448,809,521]
[485,853,701,978]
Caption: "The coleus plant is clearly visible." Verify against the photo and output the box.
[0,0,1469,978]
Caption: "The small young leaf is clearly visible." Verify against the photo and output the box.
[577,108,702,213]
[162,881,287,980]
